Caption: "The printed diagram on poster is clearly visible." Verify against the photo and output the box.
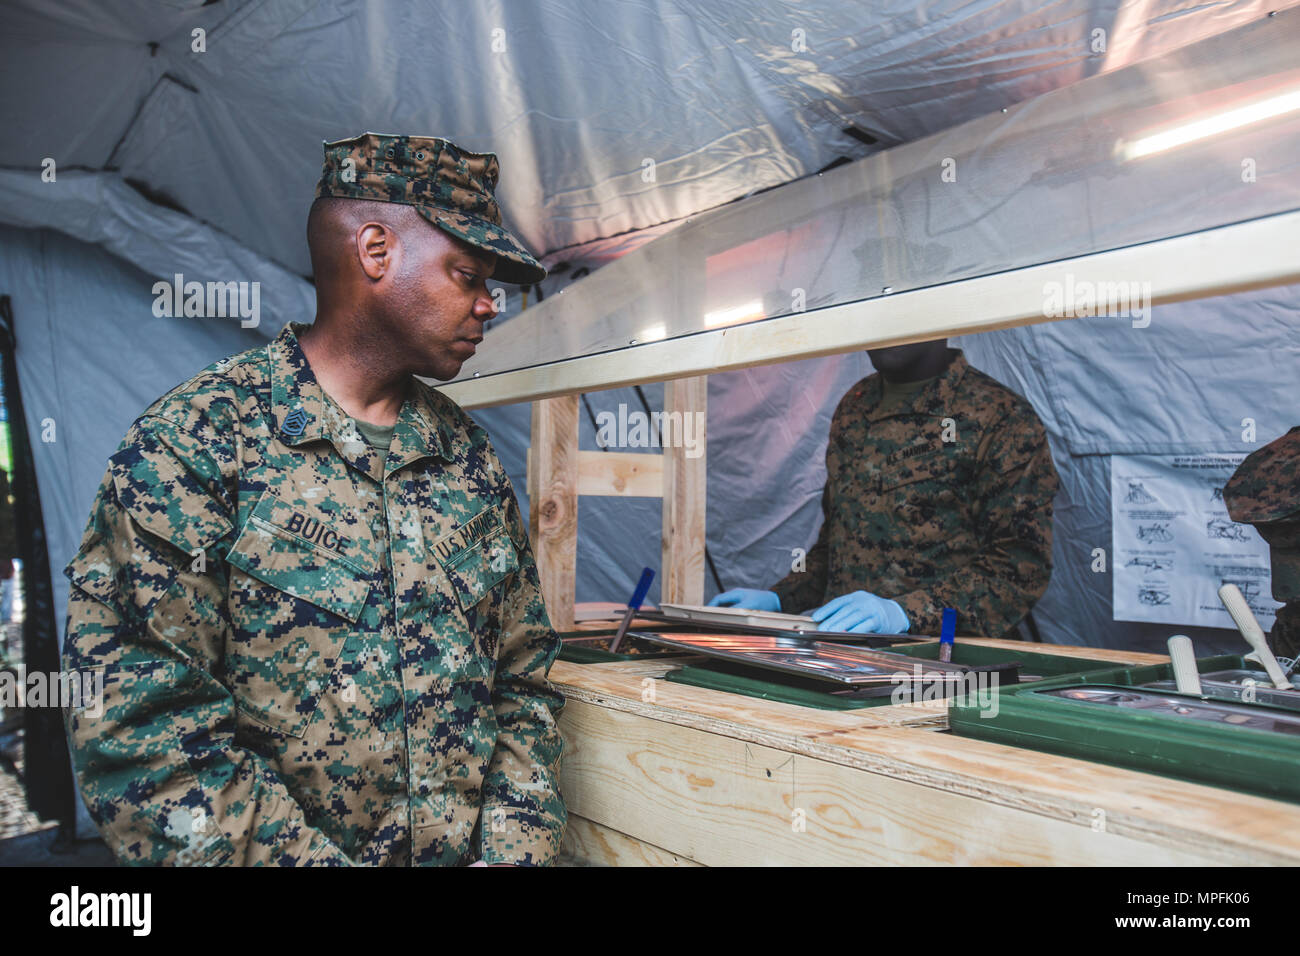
[1112,454,1280,628]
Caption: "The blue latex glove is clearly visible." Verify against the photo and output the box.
[812,591,910,634]
[707,588,781,612]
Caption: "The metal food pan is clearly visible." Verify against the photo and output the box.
[658,602,819,632]
[631,631,1020,686]
[631,610,919,647]
[1199,669,1300,690]
[1038,686,1300,737]
[1142,679,1300,712]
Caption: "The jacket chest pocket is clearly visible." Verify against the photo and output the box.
[224,490,374,738]
[879,448,965,500]
[427,507,521,673]
[436,515,520,613]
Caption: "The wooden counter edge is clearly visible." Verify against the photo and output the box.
[549,658,1300,865]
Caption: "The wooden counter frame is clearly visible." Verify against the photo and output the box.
[551,642,1300,866]
[525,377,708,629]
[480,209,1300,630]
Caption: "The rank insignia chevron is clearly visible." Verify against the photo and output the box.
[281,407,310,438]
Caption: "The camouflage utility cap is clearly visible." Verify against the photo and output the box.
[316,132,545,285]
[1224,426,1300,525]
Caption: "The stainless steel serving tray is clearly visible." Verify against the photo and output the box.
[630,630,1017,686]
[631,610,915,647]
[1039,686,1300,736]
[658,602,819,632]
[1142,679,1300,712]
[1199,669,1300,690]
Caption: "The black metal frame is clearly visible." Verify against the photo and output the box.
[0,294,75,828]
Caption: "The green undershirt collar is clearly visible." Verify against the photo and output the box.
[353,418,396,454]
[876,374,939,415]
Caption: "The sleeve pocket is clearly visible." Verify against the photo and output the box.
[108,442,234,556]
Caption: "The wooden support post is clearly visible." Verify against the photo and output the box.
[527,396,579,630]
[661,376,707,605]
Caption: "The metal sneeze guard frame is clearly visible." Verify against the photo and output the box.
[441,10,1300,409]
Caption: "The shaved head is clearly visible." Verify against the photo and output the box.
[308,197,423,282]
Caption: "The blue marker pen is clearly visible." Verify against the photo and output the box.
[609,567,655,654]
[939,608,957,663]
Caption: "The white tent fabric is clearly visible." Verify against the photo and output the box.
[0,170,315,324]
[4,0,1290,272]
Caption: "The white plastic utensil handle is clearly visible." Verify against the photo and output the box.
[1218,583,1291,689]
[1167,635,1202,696]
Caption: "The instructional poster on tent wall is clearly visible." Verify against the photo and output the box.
[1111,454,1280,628]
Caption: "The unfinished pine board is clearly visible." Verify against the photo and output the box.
[567,616,664,633]
[801,724,1300,862]
[527,395,579,630]
[572,601,633,622]
[550,659,947,731]
[561,658,690,680]
[559,698,1234,866]
[577,450,664,497]
[660,376,707,606]
[559,814,703,867]
[552,661,1300,865]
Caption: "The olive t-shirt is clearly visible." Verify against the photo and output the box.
[875,374,938,415]
[353,418,396,454]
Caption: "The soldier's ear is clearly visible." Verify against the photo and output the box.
[356,222,393,280]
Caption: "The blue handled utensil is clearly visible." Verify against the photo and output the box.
[609,567,655,654]
[938,608,957,663]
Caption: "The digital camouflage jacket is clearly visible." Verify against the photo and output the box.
[771,350,1059,639]
[63,322,565,866]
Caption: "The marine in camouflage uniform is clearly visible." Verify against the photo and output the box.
[770,347,1059,639]
[62,134,565,866]
[1223,426,1300,661]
